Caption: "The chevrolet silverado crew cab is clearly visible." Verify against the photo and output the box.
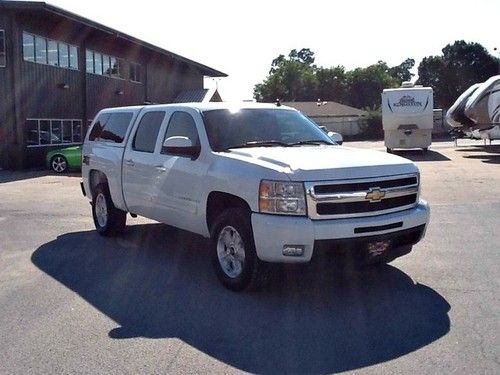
[81,103,429,291]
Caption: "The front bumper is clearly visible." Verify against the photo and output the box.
[251,199,429,263]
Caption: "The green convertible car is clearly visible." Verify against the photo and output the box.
[46,146,82,173]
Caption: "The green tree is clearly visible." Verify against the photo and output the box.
[254,48,317,102]
[254,49,407,108]
[316,66,348,103]
[417,40,500,107]
[389,58,415,84]
[345,61,399,109]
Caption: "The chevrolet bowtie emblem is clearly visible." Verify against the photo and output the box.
[365,188,386,202]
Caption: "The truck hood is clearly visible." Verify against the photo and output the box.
[222,145,417,181]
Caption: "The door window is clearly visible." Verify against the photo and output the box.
[161,111,200,154]
[132,111,166,153]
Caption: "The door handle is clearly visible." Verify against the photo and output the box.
[125,159,135,166]
[155,165,166,172]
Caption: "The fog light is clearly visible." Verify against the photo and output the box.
[283,245,305,256]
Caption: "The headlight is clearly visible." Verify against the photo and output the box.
[259,180,306,215]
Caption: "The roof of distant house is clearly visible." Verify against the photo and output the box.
[1,1,227,77]
[282,101,366,117]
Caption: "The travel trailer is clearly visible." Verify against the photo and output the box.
[446,83,481,129]
[464,75,500,129]
[446,76,500,143]
[382,83,434,152]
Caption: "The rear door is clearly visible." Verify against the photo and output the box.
[122,110,167,216]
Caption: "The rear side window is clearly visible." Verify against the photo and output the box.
[133,111,166,153]
[88,112,133,143]
[89,113,110,141]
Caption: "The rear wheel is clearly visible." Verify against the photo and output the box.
[386,148,393,153]
[50,155,68,173]
[210,208,269,291]
[92,183,126,236]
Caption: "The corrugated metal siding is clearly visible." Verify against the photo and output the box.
[20,62,82,118]
[146,58,171,104]
[86,74,145,119]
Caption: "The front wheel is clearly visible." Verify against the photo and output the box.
[92,183,126,236]
[386,148,393,154]
[210,208,269,291]
[50,155,68,173]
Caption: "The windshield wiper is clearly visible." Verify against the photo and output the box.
[287,139,333,146]
[221,140,290,151]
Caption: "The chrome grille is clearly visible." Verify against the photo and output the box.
[305,174,419,220]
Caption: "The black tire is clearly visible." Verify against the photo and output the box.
[386,148,393,153]
[92,183,127,236]
[210,208,269,291]
[50,155,68,173]
[422,147,428,152]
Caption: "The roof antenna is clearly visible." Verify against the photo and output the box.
[275,98,281,107]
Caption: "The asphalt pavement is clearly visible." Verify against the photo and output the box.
[0,140,498,374]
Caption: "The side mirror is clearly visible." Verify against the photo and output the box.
[162,136,200,158]
[327,131,343,145]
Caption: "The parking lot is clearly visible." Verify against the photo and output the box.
[0,140,498,374]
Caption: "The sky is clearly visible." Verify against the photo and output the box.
[45,0,499,101]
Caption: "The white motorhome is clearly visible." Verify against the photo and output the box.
[382,83,434,152]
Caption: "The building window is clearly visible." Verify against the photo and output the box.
[86,50,93,73]
[47,40,58,66]
[22,32,78,70]
[23,33,35,62]
[110,57,121,78]
[0,30,6,67]
[85,49,124,79]
[69,45,78,69]
[102,54,110,75]
[26,119,83,147]
[35,36,47,64]
[59,43,69,68]
[129,62,141,83]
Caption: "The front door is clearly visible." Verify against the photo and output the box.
[150,109,209,234]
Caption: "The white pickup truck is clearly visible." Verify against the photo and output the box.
[81,103,429,291]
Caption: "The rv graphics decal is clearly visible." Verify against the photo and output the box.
[393,95,423,107]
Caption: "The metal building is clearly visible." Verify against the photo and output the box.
[0,1,226,169]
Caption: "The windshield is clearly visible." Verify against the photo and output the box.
[202,108,335,151]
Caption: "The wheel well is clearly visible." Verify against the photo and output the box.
[89,170,108,197]
[206,192,251,231]
[50,153,65,160]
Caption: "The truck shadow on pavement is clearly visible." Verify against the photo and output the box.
[31,223,450,374]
